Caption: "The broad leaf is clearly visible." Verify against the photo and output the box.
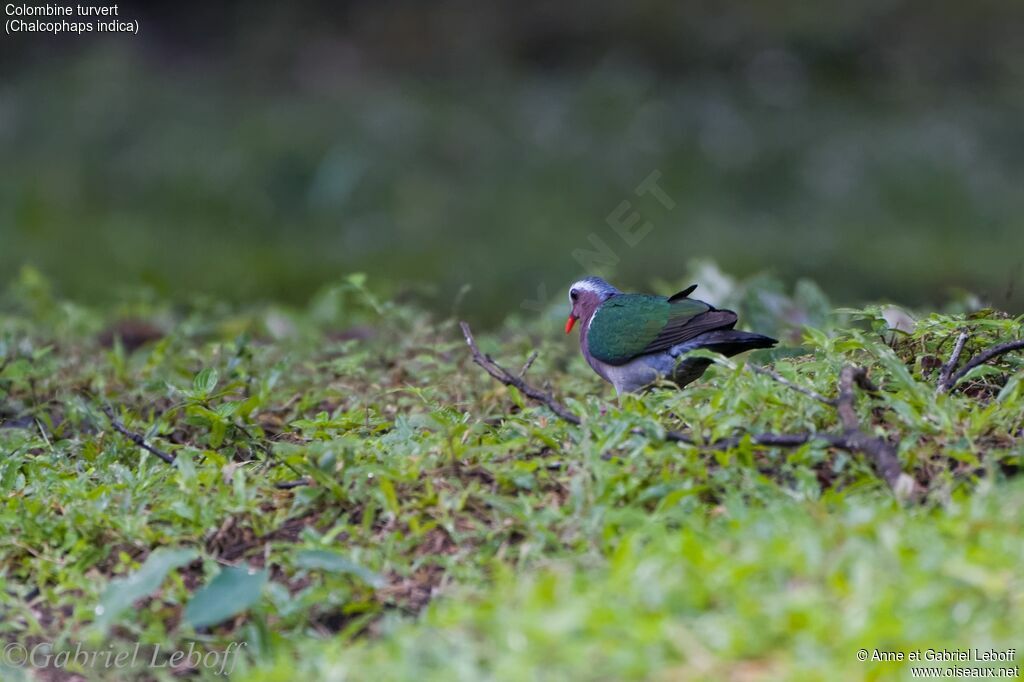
[94,548,198,632]
[295,549,385,588]
[184,566,267,629]
[192,368,219,396]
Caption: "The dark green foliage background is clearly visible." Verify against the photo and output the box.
[3,1,1024,318]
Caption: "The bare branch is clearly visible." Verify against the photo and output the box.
[946,339,1024,391]
[101,398,314,491]
[936,330,970,394]
[676,431,826,450]
[835,366,863,431]
[274,479,312,489]
[748,363,835,407]
[519,350,539,379]
[460,322,581,425]
[835,367,912,494]
[458,322,917,497]
[102,407,176,465]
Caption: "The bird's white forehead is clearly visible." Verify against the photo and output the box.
[568,277,619,301]
[568,279,605,296]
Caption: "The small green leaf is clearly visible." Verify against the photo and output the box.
[184,566,268,629]
[210,418,227,448]
[174,448,196,485]
[1,450,24,492]
[295,549,385,588]
[193,368,219,396]
[997,372,1023,403]
[378,477,399,514]
[94,548,198,632]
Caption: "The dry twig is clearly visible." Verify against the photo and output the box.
[519,350,540,379]
[945,339,1024,392]
[459,322,916,496]
[748,363,836,406]
[103,407,176,465]
[274,479,312,489]
[835,366,907,492]
[460,322,581,425]
[936,330,970,394]
[103,406,311,489]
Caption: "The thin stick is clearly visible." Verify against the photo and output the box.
[519,350,539,379]
[103,399,313,489]
[460,322,581,426]
[936,330,970,394]
[274,479,312,489]
[835,367,909,492]
[102,407,176,465]
[748,363,836,406]
[458,322,916,496]
[946,339,1024,391]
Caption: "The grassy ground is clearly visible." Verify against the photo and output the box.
[0,268,1022,681]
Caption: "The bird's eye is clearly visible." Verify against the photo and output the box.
[570,290,578,301]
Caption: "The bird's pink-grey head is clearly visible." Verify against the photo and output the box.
[565,276,620,334]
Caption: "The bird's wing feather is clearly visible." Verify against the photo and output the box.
[640,308,738,355]
[589,294,736,365]
[667,284,698,302]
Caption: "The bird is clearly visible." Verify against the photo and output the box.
[564,276,777,394]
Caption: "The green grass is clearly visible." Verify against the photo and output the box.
[1,267,1022,681]
[247,486,1024,681]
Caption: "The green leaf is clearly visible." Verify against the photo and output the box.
[174,448,196,485]
[193,368,219,396]
[295,549,386,588]
[184,566,268,629]
[378,477,400,514]
[94,548,198,632]
[0,450,24,492]
[997,372,1023,403]
[210,418,227,448]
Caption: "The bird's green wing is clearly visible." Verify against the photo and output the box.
[588,294,737,365]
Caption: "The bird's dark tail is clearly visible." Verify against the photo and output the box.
[693,330,777,357]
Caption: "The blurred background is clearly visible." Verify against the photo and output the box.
[2,0,1023,323]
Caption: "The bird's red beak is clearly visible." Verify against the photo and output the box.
[565,314,578,334]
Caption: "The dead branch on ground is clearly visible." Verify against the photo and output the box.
[102,406,310,489]
[936,330,970,394]
[941,338,1024,393]
[103,406,176,465]
[460,322,916,497]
